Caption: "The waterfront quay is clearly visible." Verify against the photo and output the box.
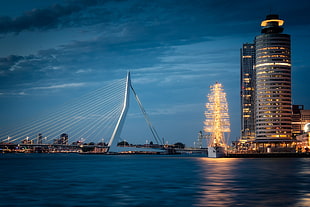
[0,143,84,153]
[1,142,310,157]
[0,141,210,155]
[0,142,206,155]
[226,152,310,158]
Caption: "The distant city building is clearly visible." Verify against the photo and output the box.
[240,43,256,141]
[21,137,33,145]
[292,105,310,136]
[53,133,69,145]
[60,133,68,145]
[296,121,310,152]
[296,132,310,152]
[37,133,43,144]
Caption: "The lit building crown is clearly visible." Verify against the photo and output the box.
[261,14,284,34]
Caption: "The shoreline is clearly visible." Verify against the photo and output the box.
[226,152,310,158]
[1,150,310,158]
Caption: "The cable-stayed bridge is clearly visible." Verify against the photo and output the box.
[0,72,162,152]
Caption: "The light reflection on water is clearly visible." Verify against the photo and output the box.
[195,158,239,206]
[194,157,310,207]
[0,154,310,206]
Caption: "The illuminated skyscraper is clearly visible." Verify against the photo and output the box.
[240,14,294,152]
[255,14,292,140]
[240,43,256,141]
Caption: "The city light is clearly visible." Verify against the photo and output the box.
[261,19,284,26]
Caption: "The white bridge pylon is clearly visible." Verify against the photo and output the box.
[108,72,162,150]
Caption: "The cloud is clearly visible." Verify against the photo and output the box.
[0,91,27,96]
[76,68,93,74]
[18,91,27,95]
[0,55,24,72]
[32,83,86,90]
[0,0,104,34]
[152,103,203,116]
[0,0,309,38]
[127,103,203,119]
[0,0,308,96]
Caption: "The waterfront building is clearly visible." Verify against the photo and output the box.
[240,43,256,141]
[239,14,295,153]
[292,105,310,137]
[53,133,69,145]
[37,133,43,144]
[60,133,69,145]
[21,137,33,145]
[255,14,292,140]
[296,123,310,152]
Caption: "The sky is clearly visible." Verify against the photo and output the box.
[0,0,310,147]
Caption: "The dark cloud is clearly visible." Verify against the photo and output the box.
[0,55,24,71]
[0,0,105,34]
[2,0,309,90]
[1,0,309,40]
[0,54,42,90]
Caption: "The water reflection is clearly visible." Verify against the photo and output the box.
[194,158,310,207]
[1,154,310,206]
[195,158,240,207]
[296,158,310,207]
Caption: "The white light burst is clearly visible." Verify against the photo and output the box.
[204,82,230,147]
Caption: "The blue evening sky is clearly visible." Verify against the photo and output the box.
[0,0,309,146]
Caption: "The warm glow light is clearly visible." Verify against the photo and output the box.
[261,19,284,27]
[256,62,291,68]
[204,83,230,147]
[304,123,310,133]
[242,55,252,58]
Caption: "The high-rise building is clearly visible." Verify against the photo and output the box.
[255,14,292,140]
[240,43,256,141]
[240,14,295,152]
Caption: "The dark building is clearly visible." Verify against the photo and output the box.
[54,133,69,145]
[60,133,68,145]
[240,43,256,141]
[37,133,43,144]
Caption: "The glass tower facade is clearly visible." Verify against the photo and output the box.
[240,43,256,141]
[255,14,292,140]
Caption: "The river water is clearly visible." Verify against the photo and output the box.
[0,154,309,207]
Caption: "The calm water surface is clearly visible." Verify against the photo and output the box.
[0,154,309,207]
